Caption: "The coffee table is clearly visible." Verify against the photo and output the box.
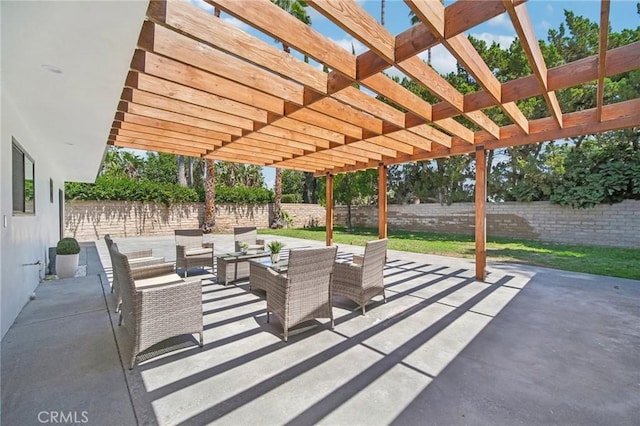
[216,251,270,285]
[248,257,289,292]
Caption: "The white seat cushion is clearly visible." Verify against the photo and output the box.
[185,248,213,256]
[135,273,184,289]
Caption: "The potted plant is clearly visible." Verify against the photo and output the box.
[239,241,249,254]
[55,237,80,279]
[267,241,285,263]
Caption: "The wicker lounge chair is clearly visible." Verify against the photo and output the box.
[265,246,337,341]
[110,244,203,369]
[333,238,388,315]
[174,229,214,277]
[233,226,265,252]
[104,234,166,313]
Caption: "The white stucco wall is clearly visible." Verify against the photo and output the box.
[1,94,63,338]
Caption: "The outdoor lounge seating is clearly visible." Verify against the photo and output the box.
[265,246,337,341]
[174,229,214,277]
[109,243,203,369]
[333,238,388,315]
[233,226,265,252]
[104,234,166,313]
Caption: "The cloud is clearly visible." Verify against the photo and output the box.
[471,32,516,49]
[546,3,554,14]
[538,20,551,32]
[487,13,512,30]
[418,44,458,75]
[328,37,367,55]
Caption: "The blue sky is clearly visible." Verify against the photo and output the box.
[134,1,640,188]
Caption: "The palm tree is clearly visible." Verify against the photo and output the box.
[271,0,311,227]
[203,159,216,233]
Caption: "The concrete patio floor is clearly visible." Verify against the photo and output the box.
[2,234,639,425]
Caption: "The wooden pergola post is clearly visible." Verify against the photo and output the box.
[378,163,387,239]
[326,172,333,246]
[475,146,487,281]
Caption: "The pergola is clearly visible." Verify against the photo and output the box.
[108,0,640,280]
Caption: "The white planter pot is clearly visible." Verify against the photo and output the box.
[56,254,79,279]
[270,253,280,264]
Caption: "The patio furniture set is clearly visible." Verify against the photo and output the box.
[104,228,388,366]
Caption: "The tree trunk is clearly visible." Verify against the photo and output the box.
[187,157,194,187]
[177,155,187,186]
[271,167,283,228]
[346,203,353,232]
[203,159,216,233]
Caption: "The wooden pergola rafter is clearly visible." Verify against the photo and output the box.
[107,0,640,280]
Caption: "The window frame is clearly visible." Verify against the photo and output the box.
[12,137,36,215]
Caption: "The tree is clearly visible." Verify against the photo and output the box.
[271,0,312,224]
[333,170,377,231]
[142,152,178,184]
[101,147,143,179]
[203,159,216,232]
[177,155,187,186]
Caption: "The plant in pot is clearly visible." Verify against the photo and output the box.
[239,241,249,254]
[55,237,80,279]
[267,241,285,264]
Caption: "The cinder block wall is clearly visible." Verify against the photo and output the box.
[64,201,325,241]
[65,200,639,248]
[335,200,640,248]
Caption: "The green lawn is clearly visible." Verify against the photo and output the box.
[259,227,640,280]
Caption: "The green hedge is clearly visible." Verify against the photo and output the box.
[282,193,302,203]
[215,186,274,203]
[65,176,274,205]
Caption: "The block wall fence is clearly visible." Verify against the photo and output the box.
[65,200,639,248]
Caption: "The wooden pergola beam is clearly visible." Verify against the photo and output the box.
[597,0,611,122]
[378,164,388,239]
[504,0,562,128]
[475,146,487,281]
[326,173,334,246]
[320,98,640,175]
[406,0,529,134]
[433,41,640,121]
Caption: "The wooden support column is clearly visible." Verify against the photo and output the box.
[378,163,388,239]
[475,146,487,281]
[326,172,334,246]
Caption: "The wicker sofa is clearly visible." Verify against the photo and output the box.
[174,229,214,277]
[332,238,388,315]
[109,243,203,369]
[265,246,337,341]
[104,234,166,313]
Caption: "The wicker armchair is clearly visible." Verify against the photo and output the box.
[233,226,265,252]
[174,229,214,277]
[104,234,166,313]
[333,238,388,315]
[265,246,337,341]
[110,245,203,369]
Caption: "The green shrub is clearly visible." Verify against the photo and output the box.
[65,177,275,205]
[65,176,199,206]
[267,240,285,253]
[57,237,80,255]
[215,186,274,203]
[282,193,302,203]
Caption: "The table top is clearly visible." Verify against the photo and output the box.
[217,250,270,261]
[249,257,289,273]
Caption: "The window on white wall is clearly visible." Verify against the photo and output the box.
[12,138,35,215]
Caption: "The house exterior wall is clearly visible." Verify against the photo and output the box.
[1,93,64,338]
